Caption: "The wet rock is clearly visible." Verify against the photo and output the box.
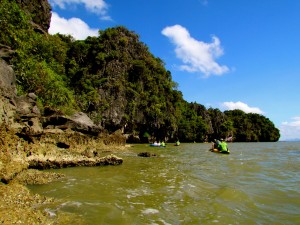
[0,159,28,184]
[13,169,65,185]
[98,154,123,166]
[27,154,123,169]
[0,182,53,224]
[137,152,157,157]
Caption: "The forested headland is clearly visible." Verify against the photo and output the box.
[0,0,280,143]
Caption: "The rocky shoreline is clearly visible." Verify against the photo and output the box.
[0,58,126,223]
[0,125,126,224]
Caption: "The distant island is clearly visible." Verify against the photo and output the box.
[280,138,300,142]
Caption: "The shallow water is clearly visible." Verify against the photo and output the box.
[28,142,300,225]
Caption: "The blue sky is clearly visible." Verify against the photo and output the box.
[48,0,300,141]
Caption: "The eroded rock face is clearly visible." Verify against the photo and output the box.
[0,60,16,96]
[0,58,104,140]
[42,112,102,136]
[0,60,42,132]
[0,60,17,125]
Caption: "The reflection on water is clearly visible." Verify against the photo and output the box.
[28,142,300,225]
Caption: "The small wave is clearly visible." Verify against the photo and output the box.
[45,208,56,217]
[187,183,196,188]
[167,185,176,189]
[142,208,159,214]
[158,219,172,225]
[61,201,82,207]
[129,201,145,205]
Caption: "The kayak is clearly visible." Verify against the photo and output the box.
[210,148,230,154]
[149,144,166,147]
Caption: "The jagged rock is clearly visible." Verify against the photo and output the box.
[28,92,37,101]
[32,105,40,114]
[100,154,123,165]
[0,59,17,96]
[70,112,100,130]
[43,112,102,136]
[0,59,43,133]
[15,96,37,116]
[13,93,43,138]
[14,92,40,118]
[0,59,18,126]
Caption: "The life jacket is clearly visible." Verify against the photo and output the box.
[218,142,228,152]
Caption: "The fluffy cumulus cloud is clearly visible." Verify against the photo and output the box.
[280,117,300,140]
[49,12,99,40]
[161,24,229,77]
[49,0,109,18]
[221,101,264,114]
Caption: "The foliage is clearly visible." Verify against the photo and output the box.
[0,0,76,113]
[224,110,280,142]
[0,0,280,142]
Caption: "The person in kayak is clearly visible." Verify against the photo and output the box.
[218,138,229,153]
[211,139,220,150]
[210,138,230,153]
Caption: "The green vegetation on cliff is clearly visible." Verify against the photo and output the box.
[0,0,280,142]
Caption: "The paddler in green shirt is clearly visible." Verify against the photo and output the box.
[218,138,229,153]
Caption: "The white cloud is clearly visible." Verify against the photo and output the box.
[49,0,110,20]
[161,24,229,77]
[221,101,264,114]
[49,12,99,40]
[280,117,300,140]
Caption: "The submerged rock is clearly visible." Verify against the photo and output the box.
[137,152,157,157]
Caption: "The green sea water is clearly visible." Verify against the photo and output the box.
[28,142,300,225]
